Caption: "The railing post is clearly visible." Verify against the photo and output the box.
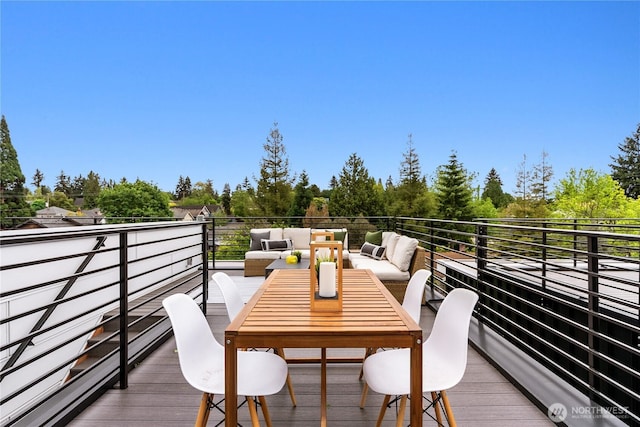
[428,220,436,292]
[476,221,488,322]
[587,234,600,401]
[202,222,209,316]
[541,223,547,305]
[211,217,216,271]
[119,231,129,389]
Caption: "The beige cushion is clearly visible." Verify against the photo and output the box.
[390,236,418,272]
[245,250,281,260]
[348,253,410,281]
[385,233,400,261]
[283,228,311,250]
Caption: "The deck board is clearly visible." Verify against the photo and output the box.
[67,303,554,426]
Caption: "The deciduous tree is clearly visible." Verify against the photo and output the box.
[553,168,628,218]
[98,179,172,219]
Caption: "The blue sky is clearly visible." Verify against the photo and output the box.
[2,1,639,196]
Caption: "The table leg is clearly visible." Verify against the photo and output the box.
[321,347,327,427]
[225,335,238,427]
[410,337,423,426]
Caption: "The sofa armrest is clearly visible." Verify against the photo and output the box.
[408,246,426,277]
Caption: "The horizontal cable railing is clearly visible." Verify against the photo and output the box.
[0,222,208,426]
[1,215,638,426]
[398,217,639,426]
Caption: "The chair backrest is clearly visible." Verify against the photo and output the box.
[212,272,245,322]
[424,288,478,382]
[401,269,431,323]
[162,293,224,388]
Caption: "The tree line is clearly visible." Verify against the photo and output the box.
[1,116,640,228]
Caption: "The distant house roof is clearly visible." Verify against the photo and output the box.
[22,207,105,228]
[36,206,74,217]
[15,217,84,229]
[171,205,222,220]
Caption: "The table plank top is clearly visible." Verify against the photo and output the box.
[226,269,421,344]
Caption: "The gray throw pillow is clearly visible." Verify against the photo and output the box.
[250,231,271,251]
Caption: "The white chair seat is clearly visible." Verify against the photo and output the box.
[363,347,462,396]
[236,351,288,396]
[187,350,287,397]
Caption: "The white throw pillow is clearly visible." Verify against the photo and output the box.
[385,233,400,261]
[283,228,311,250]
[390,236,419,272]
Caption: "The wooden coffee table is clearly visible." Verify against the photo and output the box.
[264,258,310,278]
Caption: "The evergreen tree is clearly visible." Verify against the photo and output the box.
[287,170,314,221]
[70,174,85,202]
[32,168,44,191]
[435,151,474,221]
[54,170,71,197]
[481,168,512,208]
[174,175,193,200]
[255,122,293,216]
[531,151,553,201]
[397,134,426,211]
[221,183,232,215]
[610,123,640,198]
[0,115,31,227]
[329,153,384,217]
[515,154,532,201]
[83,171,101,209]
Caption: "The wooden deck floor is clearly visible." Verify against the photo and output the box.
[67,303,554,426]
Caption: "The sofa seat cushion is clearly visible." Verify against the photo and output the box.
[348,254,410,281]
[245,250,281,260]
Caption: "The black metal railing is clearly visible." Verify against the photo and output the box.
[0,222,208,426]
[1,216,638,426]
[397,217,639,426]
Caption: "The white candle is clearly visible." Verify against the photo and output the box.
[318,262,336,297]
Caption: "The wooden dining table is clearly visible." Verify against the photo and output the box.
[224,268,423,426]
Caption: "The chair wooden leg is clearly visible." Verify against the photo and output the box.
[431,391,443,426]
[359,383,369,409]
[359,347,374,379]
[441,390,457,427]
[396,395,407,427]
[275,348,297,407]
[247,397,260,427]
[258,396,272,427]
[376,395,390,427]
[195,393,211,427]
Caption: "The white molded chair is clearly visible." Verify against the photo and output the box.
[359,269,431,390]
[162,293,287,427]
[362,288,479,427]
[212,272,297,407]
